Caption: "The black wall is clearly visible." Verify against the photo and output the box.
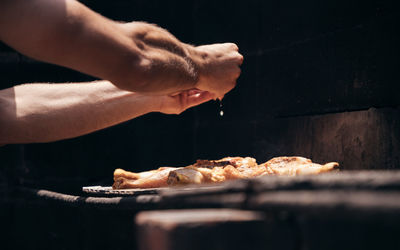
[0,0,399,193]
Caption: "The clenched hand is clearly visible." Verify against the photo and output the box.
[192,43,243,99]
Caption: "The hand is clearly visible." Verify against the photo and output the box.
[118,22,200,95]
[156,89,215,115]
[192,43,244,99]
[118,22,243,98]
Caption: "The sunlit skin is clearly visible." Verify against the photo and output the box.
[0,81,214,144]
[0,0,243,144]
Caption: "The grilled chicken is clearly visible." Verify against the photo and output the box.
[113,157,257,189]
[113,167,177,189]
[261,156,339,176]
[113,156,339,189]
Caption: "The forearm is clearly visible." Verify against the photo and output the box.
[0,0,198,94]
[0,0,131,83]
[0,81,159,144]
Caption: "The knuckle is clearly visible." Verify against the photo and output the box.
[238,54,244,64]
[230,43,239,51]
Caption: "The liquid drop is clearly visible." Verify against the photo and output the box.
[218,100,224,117]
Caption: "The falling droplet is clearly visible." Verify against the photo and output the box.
[218,100,224,117]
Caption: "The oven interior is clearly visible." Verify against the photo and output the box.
[0,0,399,249]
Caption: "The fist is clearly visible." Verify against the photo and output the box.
[193,43,243,99]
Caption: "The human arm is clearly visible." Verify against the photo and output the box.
[0,81,214,144]
[0,0,243,97]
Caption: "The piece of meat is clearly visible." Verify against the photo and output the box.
[167,157,264,186]
[112,156,339,189]
[260,156,339,176]
[113,167,178,189]
[166,164,269,186]
[113,157,257,189]
[166,156,338,185]
[194,156,257,168]
[167,167,205,185]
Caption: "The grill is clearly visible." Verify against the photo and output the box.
[1,0,399,249]
[4,171,400,250]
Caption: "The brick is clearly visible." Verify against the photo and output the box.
[253,107,400,170]
[251,170,400,192]
[136,209,273,250]
[298,215,400,250]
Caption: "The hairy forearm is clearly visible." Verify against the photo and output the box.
[0,0,198,94]
[0,81,159,144]
[0,0,133,82]
[115,22,199,94]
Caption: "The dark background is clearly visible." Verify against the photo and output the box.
[0,0,399,194]
[1,1,400,250]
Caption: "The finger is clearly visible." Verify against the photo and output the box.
[230,51,243,65]
[217,94,225,101]
[224,43,239,52]
[231,43,239,52]
[185,91,215,109]
[238,53,244,65]
[170,88,202,97]
[187,88,202,96]
[180,90,189,108]
[169,91,182,97]
[234,66,242,79]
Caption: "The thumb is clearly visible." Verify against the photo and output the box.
[185,91,215,109]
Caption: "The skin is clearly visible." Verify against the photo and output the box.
[0,0,243,96]
[0,81,214,144]
[0,0,243,144]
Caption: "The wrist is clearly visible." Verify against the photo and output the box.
[186,45,208,90]
[145,95,163,113]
